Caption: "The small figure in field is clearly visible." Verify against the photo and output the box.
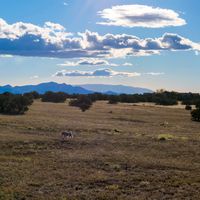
[160,121,169,127]
[61,131,74,141]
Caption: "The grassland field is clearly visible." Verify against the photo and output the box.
[0,100,200,200]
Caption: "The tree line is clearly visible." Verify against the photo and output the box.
[40,91,200,105]
[40,91,200,121]
[1,90,200,122]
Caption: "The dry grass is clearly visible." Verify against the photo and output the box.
[1,100,200,199]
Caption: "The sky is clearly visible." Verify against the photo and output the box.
[0,0,199,92]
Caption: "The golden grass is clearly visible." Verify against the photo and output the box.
[0,100,200,199]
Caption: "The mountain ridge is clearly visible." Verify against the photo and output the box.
[0,82,153,95]
[80,84,153,94]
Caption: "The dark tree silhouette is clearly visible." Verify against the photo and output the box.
[69,96,93,112]
[41,92,67,103]
[108,95,119,104]
[0,93,33,115]
[24,91,40,100]
[195,101,200,109]
[185,105,192,110]
[191,109,200,122]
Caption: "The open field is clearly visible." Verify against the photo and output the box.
[1,100,200,200]
[133,102,196,109]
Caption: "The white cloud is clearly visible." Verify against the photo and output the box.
[30,75,39,79]
[0,18,71,40]
[44,22,66,32]
[54,68,141,77]
[0,54,13,58]
[123,62,133,66]
[58,58,118,67]
[58,60,134,68]
[97,5,186,28]
[80,30,200,56]
[0,18,199,59]
[145,72,165,76]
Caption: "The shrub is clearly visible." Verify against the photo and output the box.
[195,101,200,109]
[191,109,200,122]
[0,93,33,115]
[41,92,67,103]
[185,105,192,110]
[69,96,93,112]
[24,91,40,99]
[108,95,119,104]
[155,97,178,106]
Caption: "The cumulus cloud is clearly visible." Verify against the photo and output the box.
[79,30,200,55]
[44,22,66,32]
[97,5,186,28]
[58,59,134,67]
[54,68,141,77]
[0,18,199,59]
[0,18,81,58]
[58,58,118,67]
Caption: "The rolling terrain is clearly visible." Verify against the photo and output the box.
[0,100,200,199]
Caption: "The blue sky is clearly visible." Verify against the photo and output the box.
[0,0,199,92]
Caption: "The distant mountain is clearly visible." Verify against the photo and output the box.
[0,82,153,95]
[0,82,93,94]
[80,84,153,94]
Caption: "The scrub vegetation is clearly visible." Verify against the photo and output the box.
[1,98,200,199]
